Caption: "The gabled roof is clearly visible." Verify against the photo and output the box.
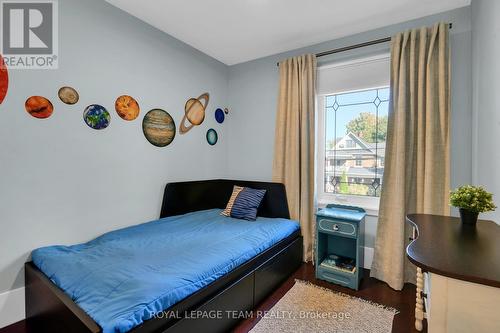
[335,132,371,150]
[330,132,386,157]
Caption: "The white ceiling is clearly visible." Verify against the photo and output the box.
[105,0,470,66]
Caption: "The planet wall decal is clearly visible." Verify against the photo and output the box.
[58,86,79,105]
[115,95,140,121]
[83,104,110,130]
[25,96,54,119]
[206,128,218,146]
[215,108,225,124]
[143,109,176,147]
[224,107,229,115]
[179,92,209,134]
[0,55,8,104]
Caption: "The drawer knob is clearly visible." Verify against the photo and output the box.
[332,224,339,231]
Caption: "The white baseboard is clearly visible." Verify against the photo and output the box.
[0,287,25,329]
[363,246,374,270]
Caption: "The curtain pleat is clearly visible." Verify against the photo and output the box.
[370,23,450,290]
[273,54,317,261]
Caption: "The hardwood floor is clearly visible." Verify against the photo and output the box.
[0,263,425,333]
[234,263,426,333]
[0,321,27,333]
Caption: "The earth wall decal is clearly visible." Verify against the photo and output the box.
[83,104,110,130]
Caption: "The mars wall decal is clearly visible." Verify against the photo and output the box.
[115,95,140,121]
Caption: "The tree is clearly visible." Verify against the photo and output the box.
[349,184,369,196]
[346,112,388,143]
[339,171,349,194]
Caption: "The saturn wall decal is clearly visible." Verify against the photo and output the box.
[179,92,209,134]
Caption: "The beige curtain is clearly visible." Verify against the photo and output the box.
[370,23,451,290]
[273,54,317,261]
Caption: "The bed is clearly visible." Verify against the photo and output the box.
[25,179,303,333]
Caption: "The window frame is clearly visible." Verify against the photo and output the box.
[316,94,380,214]
[316,54,390,215]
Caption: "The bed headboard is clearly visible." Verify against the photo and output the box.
[160,179,290,219]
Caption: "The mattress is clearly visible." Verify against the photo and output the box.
[31,209,300,333]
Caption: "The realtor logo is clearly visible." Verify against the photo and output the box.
[1,0,58,69]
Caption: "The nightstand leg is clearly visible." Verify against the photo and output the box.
[415,267,424,331]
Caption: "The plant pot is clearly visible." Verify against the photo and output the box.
[459,208,479,226]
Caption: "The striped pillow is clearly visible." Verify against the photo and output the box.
[221,186,266,220]
[221,186,244,216]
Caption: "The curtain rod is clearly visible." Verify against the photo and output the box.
[277,23,452,66]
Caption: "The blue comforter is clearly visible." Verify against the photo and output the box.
[31,209,299,333]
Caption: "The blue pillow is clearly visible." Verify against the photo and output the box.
[222,186,266,221]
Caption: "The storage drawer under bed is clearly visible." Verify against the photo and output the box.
[254,236,303,306]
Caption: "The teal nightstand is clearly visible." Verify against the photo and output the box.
[315,204,366,290]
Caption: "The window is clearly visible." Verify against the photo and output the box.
[317,54,390,212]
[322,87,388,197]
[345,139,355,148]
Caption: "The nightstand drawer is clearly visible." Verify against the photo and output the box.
[318,218,357,238]
[316,266,356,288]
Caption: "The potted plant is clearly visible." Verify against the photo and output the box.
[450,185,496,225]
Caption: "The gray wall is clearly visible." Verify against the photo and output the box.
[472,0,500,223]
[227,6,473,247]
[0,0,229,293]
[0,0,480,298]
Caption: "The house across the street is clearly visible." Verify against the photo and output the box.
[324,132,385,196]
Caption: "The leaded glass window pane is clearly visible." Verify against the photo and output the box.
[324,87,389,197]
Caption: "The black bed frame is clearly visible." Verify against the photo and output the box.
[25,179,303,333]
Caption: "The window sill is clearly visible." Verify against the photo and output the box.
[317,197,380,217]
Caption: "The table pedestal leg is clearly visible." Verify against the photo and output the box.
[415,267,424,331]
